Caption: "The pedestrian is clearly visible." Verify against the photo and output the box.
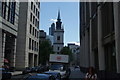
[85,67,97,80]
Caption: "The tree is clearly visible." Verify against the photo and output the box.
[60,46,73,62]
[39,40,54,65]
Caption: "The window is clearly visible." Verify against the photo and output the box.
[58,47,60,50]
[31,2,33,10]
[30,13,32,22]
[33,5,35,13]
[37,21,39,28]
[38,2,40,8]
[29,38,31,49]
[7,2,16,24]
[37,31,39,38]
[57,36,60,40]
[35,29,36,37]
[36,8,37,16]
[32,40,34,50]
[35,18,37,26]
[32,27,34,36]
[38,11,39,19]
[33,16,35,24]
[2,2,7,19]
[10,2,16,24]
[30,24,32,34]
[37,42,38,51]
[35,41,36,51]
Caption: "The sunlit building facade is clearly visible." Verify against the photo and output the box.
[16,1,40,70]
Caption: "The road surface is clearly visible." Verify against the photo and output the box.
[11,67,85,80]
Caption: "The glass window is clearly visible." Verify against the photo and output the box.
[37,21,39,28]
[32,27,34,36]
[57,36,60,40]
[29,38,31,49]
[30,13,32,22]
[32,40,34,50]
[2,2,7,18]
[58,47,59,50]
[37,42,39,51]
[35,29,36,37]
[34,5,35,13]
[33,16,35,24]
[35,41,36,51]
[10,2,16,24]
[31,2,33,10]
[36,8,37,16]
[38,2,40,8]
[35,18,37,26]
[38,11,39,19]
[30,24,32,34]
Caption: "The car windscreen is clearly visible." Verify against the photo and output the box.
[50,64,63,70]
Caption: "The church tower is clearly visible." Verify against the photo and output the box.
[53,11,64,54]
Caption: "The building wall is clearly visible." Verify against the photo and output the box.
[80,2,120,76]
[0,2,19,68]
[16,1,40,70]
[53,29,64,54]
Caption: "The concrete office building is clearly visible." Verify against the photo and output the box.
[16,1,40,70]
[80,2,120,78]
[0,2,19,68]
[68,43,80,65]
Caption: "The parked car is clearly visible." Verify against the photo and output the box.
[44,71,61,80]
[22,67,32,74]
[24,73,56,80]
[0,68,12,80]
[37,66,45,73]
[49,64,71,79]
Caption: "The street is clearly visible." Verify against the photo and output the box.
[11,67,85,80]
[69,67,85,80]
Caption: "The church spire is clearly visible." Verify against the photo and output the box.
[57,10,61,20]
[56,10,62,30]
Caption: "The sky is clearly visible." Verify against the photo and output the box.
[40,2,80,46]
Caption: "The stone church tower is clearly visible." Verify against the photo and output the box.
[53,11,64,54]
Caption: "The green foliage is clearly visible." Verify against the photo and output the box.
[39,40,54,65]
[60,46,73,62]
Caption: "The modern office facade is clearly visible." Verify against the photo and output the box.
[0,2,19,68]
[80,2,120,78]
[16,1,40,70]
[49,23,55,36]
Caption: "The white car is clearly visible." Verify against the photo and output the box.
[49,64,71,79]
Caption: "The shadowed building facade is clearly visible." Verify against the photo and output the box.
[80,2,120,79]
[0,2,19,68]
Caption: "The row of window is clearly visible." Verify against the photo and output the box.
[30,12,39,28]
[31,2,39,19]
[29,38,39,51]
[2,2,16,25]
[30,24,39,38]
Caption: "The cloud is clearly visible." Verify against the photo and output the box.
[50,19,57,22]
